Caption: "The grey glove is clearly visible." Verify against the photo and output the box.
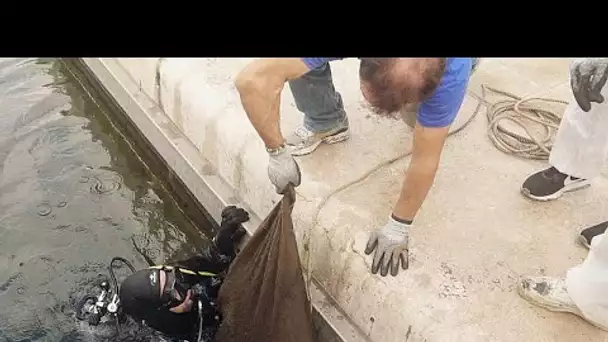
[268,144,301,194]
[570,58,608,112]
[364,215,410,277]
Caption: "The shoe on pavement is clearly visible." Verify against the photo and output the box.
[578,221,608,249]
[285,121,349,156]
[517,276,608,331]
[521,166,590,201]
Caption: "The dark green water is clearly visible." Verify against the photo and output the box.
[0,58,215,341]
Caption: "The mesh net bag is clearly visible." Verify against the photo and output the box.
[215,186,315,342]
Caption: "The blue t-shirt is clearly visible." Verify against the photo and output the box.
[301,58,472,128]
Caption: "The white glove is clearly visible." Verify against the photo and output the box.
[267,144,301,194]
[364,215,410,277]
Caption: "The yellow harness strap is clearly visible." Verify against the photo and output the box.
[149,265,217,277]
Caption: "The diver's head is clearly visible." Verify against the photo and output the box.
[118,268,195,321]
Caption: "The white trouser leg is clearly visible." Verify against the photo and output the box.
[549,86,608,180]
[566,232,608,328]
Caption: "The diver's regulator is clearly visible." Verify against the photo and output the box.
[75,280,121,326]
[75,256,136,328]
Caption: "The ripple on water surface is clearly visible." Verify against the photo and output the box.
[0,58,214,341]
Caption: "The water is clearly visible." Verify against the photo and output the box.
[0,58,215,341]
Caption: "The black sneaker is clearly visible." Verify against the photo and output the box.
[521,166,590,201]
[578,221,608,249]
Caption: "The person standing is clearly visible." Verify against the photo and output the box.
[518,58,608,331]
[521,59,608,202]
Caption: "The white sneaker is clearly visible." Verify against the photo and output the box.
[518,276,608,331]
[285,121,350,156]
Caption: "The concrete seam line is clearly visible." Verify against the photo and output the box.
[155,58,167,115]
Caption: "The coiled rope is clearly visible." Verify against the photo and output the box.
[476,84,568,160]
[300,82,569,314]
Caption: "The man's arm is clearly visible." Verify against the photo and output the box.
[365,59,471,277]
[365,124,449,277]
[234,58,311,149]
[392,124,449,221]
[392,59,470,221]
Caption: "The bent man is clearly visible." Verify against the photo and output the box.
[518,58,608,331]
[118,206,249,341]
[235,57,478,276]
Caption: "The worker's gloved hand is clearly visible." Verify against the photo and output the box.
[213,206,249,255]
[268,144,301,194]
[570,58,608,112]
[364,215,410,277]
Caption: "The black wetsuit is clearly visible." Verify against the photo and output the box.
[119,244,235,342]
[119,205,248,342]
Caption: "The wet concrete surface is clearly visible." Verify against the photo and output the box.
[0,58,215,341]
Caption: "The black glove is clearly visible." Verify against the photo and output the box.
[570,58,608,112]
[213,206,249,255]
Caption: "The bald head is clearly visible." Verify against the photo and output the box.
[359,58,446,117]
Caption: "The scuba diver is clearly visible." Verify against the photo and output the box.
[75,205,250,342]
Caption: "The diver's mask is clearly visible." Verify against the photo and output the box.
[159,268,190,309]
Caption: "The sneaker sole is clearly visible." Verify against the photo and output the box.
[290,129,350,156]
[577,234,591,250]
[520,179,591,202]
[516,282,608,331]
